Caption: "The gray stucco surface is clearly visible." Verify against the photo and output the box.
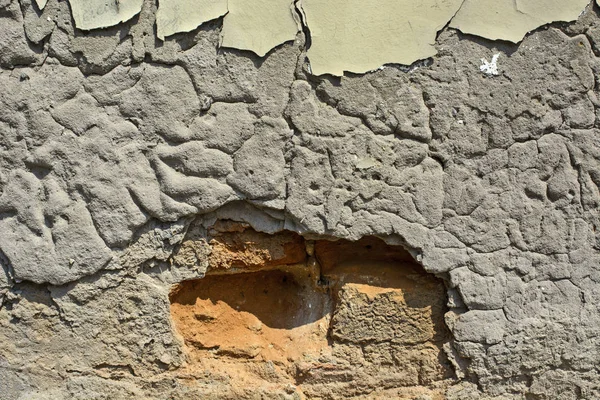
[2,0,600,398]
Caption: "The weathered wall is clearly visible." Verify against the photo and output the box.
[170,228,452,399]
[2,0,600,398]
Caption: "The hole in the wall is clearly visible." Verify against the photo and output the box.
[169,221,453,397]
[170,269,331,361]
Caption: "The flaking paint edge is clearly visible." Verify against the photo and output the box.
[65,0,593,76]
[68,0,144,31]
[219,0,300,57]
[301,0,464,76]
[35,0,47,10]
[155,0,228,40]
[449,0,592,43]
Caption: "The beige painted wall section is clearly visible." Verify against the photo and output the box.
[450,0,592,43]
[220,0,300,57]
[34,0,47,10]
[156,0,228,40]
[67,0,143,30]
[301,0,464,76]
[61,0,593,75]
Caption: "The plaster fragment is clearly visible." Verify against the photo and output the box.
[300,0,464,76]
[220,0,300,57]
[450,0,590,43]
[156,0,228,40]
[68,0,143,30]
[480,53,500,76]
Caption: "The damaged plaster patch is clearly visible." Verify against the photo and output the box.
[449,0,591,43]
[220,0,300,57]
[170,227,452,397]
[156,0,228,40]
[68,0,143,30]
[300,0,464,76]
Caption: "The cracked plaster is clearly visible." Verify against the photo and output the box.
[2,0,600,398]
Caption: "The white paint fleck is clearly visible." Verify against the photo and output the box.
[480,53,500,76]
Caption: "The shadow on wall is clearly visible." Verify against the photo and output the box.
[168,222,453,397]
[171,269,327,330]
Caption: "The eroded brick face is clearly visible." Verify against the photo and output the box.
[170,224,451,399]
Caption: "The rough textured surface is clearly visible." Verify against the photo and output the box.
[2,0,600,398]
[170,229,452,399]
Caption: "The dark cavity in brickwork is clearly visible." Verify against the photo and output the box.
[169,223,453,398]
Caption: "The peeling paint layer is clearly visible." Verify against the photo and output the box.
[220,0,300,57]
[35,0,47,10]
[156,0,228,40]
[450,0,591,43]
[68,0,143,30]
[301,0,464,76]
[64,0,591,74]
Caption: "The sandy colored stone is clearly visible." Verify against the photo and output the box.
[208,221,307,270]
[170,270,331,362]
[170,234,451,397]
